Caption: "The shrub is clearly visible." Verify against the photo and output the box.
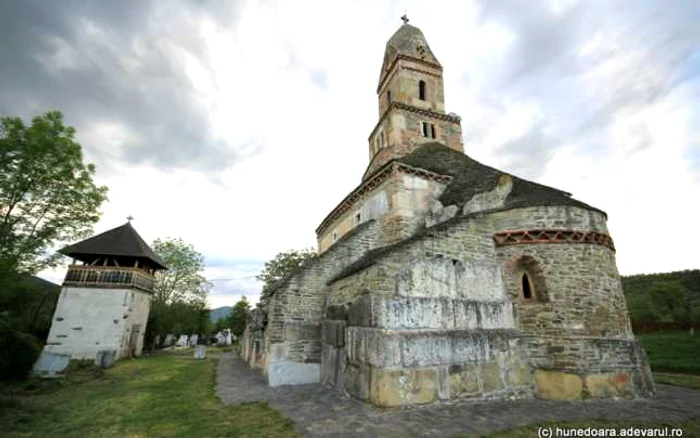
[0,330,42,381]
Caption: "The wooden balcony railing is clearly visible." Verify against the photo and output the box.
[64,265,156,292]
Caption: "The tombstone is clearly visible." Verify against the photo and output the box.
[216,329,232,346]
[194,345,206,359]
[153,334,161,349]
[176,334,189,347]
[32,351,70,377]
[189,334,198,346]
[95,350,117,368]
[164,334,174,347]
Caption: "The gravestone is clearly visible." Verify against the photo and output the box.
[32,351,70,377]
[164,334,174,347]
[194,345,206,359]
[153,334,161,349]
[189,334,198,346]
[95,350,116,368]
[176,334,189,347]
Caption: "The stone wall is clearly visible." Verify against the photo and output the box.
[260,220,384,386]
[321,205,652,404]
[44,286,151,360]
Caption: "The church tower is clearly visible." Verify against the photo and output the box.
[41,221,167,363]
[364,16,464,180]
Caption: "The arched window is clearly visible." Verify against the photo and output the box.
[419,80,426,100]
[507,255,547,302]
[522,273,534,299]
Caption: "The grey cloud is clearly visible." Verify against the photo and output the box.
[0,0,257,175]
[471,0,700,179]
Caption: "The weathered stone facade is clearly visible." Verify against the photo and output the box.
[240,21,653,406]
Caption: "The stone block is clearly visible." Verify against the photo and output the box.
[322,320,345,347]
[482,362,505,392]
[535,370,582,400]
[449,363,480,397]
[585,372,632,398]
[377,297,454,330]
[370,368,438,407]
[32,351,70,377]
[506,361,531,387]
[193,345,206,359]
[344,363,371,401]
[95,350,116,368]
[284,322,321,342]
[437,366,450,400]
[267,361,320,386]
[348,295,377,327]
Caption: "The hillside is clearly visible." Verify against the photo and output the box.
[209,306,231,323]
[622,269,700,332]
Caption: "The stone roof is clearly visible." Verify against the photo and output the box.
[379,23,440,88]
[328,143,607,284]
[59,222,167,270]
[392,142,603,215]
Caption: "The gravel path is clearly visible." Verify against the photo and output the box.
[215,353,700,437]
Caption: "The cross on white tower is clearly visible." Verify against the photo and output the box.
[401,14,409,25]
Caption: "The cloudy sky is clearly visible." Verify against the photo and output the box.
[2,0,698,309]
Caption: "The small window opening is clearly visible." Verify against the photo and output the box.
[387,90,391,105]
[332,231,338,241]
[522,273,533,299]
[422,122,436,139]
[355,212,361,223]
[419,80,426,100]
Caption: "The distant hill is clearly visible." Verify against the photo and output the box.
[209,306,231,323]
[622,269,700,332]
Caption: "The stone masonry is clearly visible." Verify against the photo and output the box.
[240,20,653,407]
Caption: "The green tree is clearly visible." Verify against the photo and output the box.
[227,296,250,337]
[0,111,108,278]
[256,248,315,307]
[144,238,212,349]
[152,238,211,305]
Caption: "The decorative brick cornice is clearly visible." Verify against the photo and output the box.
[377,54,442,94]
[368,102,461,141]
[493,229,615,251]
[315,162,452,236]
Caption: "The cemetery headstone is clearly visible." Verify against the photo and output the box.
[194,345,206,359]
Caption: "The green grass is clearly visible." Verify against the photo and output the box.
[653,372,700,390]
[483,419,700,438]
[0,354,297,438]
[637,330,700,374]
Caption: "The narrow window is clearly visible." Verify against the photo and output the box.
[422,122,428,137]
[355,212,361,223]
[522,273,533,299]
[430,124,436,139]
[332,231,338,241]
[419,80,426,100]
[387,90,391,105]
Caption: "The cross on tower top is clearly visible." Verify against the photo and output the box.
[127,215,134,223]
[401,14,409,25]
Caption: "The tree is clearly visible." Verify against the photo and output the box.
[151,238,211,305]
[144,238,212,349]
[0,111,108,277]
[227,296,251,337]
[256,248,315,307]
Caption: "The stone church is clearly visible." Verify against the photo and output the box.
[241,20,654,406]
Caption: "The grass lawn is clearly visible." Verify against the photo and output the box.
[637,330,700,374]
[0,354,297,438]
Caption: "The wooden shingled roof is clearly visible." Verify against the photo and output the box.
[59,222,167,270]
